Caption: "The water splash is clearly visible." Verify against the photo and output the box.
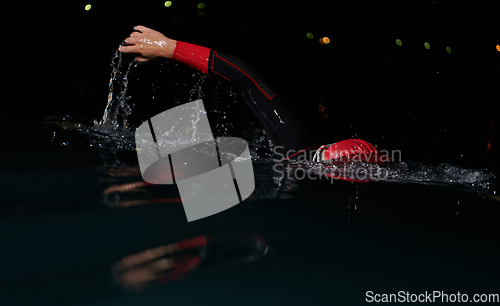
[290,159,496,193]
[97,47,136,130]
[386,161,496,191]
[188,73,207,101]
[61,46,497,196]
[71,46,137,154]
[47,46,496,194]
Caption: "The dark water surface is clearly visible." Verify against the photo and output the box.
[0,119,498,305]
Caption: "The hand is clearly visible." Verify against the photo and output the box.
[119,25,176,62]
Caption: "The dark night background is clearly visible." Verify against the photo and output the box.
[1,2,500,305]
[6,0,499,171]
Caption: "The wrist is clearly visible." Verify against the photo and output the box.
[160,39,177,59]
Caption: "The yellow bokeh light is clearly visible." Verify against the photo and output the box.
[424,42,430,49]
[319,37,330,44]
[84,4,91,11]
[396,39,402,46]
[446,46,452,54]
[496,45,500,52]
[164,1,172,7]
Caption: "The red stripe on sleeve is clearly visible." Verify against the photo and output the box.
[176,235,208,250]
[171,41,211,75]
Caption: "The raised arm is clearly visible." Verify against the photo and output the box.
[119,26,312,155]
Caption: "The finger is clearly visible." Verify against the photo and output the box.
[134,25,151,33]
[129,31,144,39]
[124,37,140,45]
[119,45,139,53]
[134,55,150,62]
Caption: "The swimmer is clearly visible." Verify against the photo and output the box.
[118,26,386,166]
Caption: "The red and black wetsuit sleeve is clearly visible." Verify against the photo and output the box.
[172,41,311,154]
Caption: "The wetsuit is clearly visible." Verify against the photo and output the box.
[170,41,384,170]
[171,41,311,154]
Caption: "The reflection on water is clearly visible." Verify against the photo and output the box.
[99,160,496,213]
[112,233,268,292]
[100,161,295,210]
